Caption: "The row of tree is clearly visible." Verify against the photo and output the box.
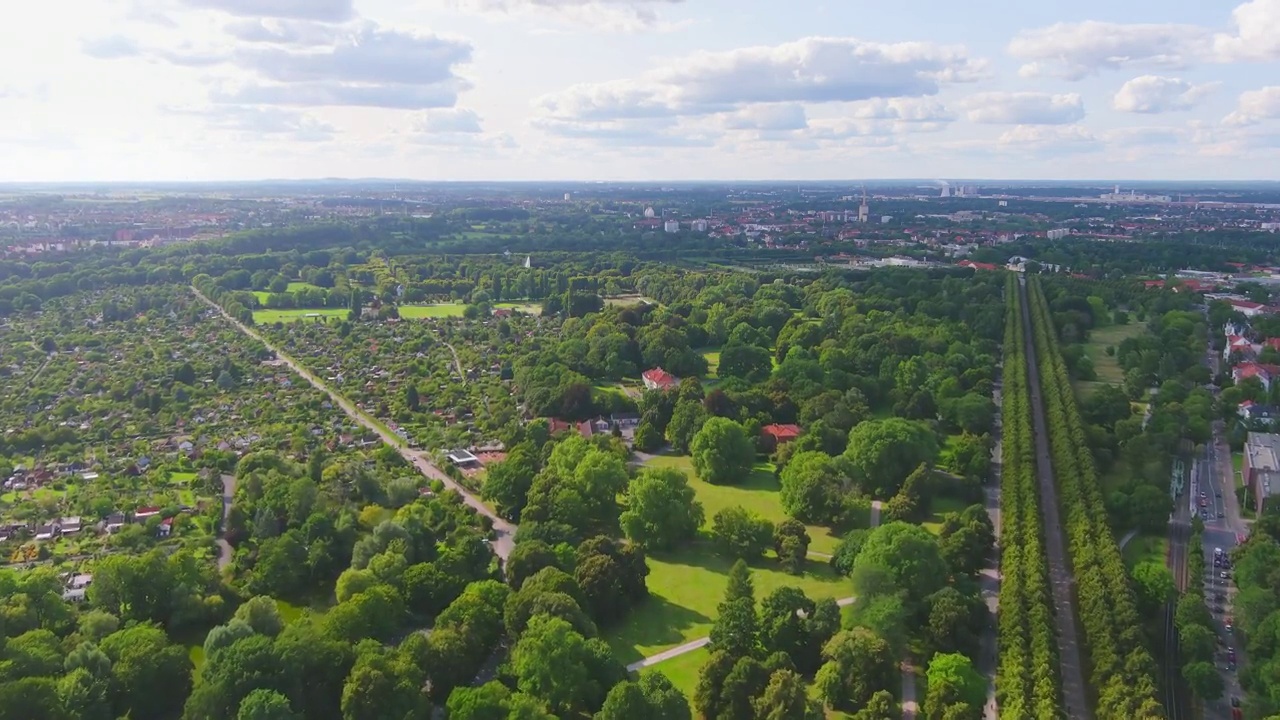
[995,273,1062,718]
[1027,277,1166,718]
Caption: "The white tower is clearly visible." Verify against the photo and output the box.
[858,186,869,223]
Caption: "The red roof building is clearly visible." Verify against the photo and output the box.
[642,368,680,391]
[761,424,803,452]
[958,260,999,272]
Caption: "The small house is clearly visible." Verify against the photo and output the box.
[760,424,803,452]
[34,524,55,541]
[105,513,126,533]
[133,506,161,522]
[59,517,82,534]
[642,368,680,392]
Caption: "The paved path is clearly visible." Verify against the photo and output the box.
[192,286,516,560]
[1019,277,1092,719]
[624,596,859,672]
[870,500,882,528]
[901,660,919,720]
[216,473,236,570]
[1118,528,1138,550]
[980,389,1003,720]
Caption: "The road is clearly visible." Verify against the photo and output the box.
[192,286,516,560]
[1018,277,1092,720]
[216,474,236,570]
[901,661,919,720]
[443,341,466,385]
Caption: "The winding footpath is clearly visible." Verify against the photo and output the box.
[192,287,516,560]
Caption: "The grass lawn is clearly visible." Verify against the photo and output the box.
[495,302,543,315]
[643,455,845,554]
[188,644,206,672]
[177,490,197,506]
[286,282,322,293]
[398,304,466,319]
[606,545,849,664]
[1081,322,1147,384]
[1234,452,1244,488]
[169,472,197,485]
[252,308,346,324]
[922,496,970,535]
[1121,533,1168,569]
[700,349,721,378]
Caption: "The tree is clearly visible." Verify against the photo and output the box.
[814,628,895,711]
[924,653,985,719]
[1131,562,1176,618]
[405,384,420,412]
[754,669,823,720]
[217,370,236,391]
[633,421,664,452]
[926,587,984,658]
[237,689,301,720]
[773,519,811,575]
[446,681,515,720]
[690,417,756,486]
[853,522,948,605]
[339,647,427,720]
[0,678,66,720]
[1182,660,1225,701]
[505,540,562,590]
[666,402,707,454]
[620,467,705,551]
[594,673,691,720]
[233,596,285,637]
[575,537,649,625]
[850,690,898,720]
[711,506,775,560]
[843,419,939,498]
[719,342,773,384]
[511,615,624,715]
[482,444,538,521]
[779,451,845,525]
[883,463,929,523]
[100,623,192,720]
[710,561,758,659]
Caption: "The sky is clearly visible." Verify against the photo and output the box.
[3,0,1280,182]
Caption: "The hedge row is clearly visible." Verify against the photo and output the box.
[996,274,1061,720]
[1027,277,1166,719]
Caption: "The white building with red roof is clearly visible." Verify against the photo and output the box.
[641,368,680,391]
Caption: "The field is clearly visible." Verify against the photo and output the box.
[253,308,347,324]
[606,548,848,664]
[643,455,849,554]
[398,304,466,319]
[1076,321,1147,395]
[1121,533,1168,569]
[496,301,543,315]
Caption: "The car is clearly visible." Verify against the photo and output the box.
[1222,571,1231,579]
[1217,490,1223,497]
[1219,510,1226,518]
[1216,593,1227,602]
[1215,557,1223,566]
[1233,697,1242,708]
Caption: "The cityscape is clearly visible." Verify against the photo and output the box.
[6,0,1280,719]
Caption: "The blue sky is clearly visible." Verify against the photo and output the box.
[1,0,1279,181]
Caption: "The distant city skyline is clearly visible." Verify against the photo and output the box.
[3,0,1280,182]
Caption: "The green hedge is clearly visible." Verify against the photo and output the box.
[996,273,1061,719]
[1027,277,1165,719]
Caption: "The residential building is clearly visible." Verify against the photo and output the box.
[1245,432,1280,513]
[59,517,81,534]
[1230,299,1272,317]
[690,219,709,232]
[1225,335,1257,361]
[447,449,481,468]
[760,424,803,452]
[133,506,161,522]
[642,368,680,391]
[1047,228,1070,240]
[105,513,126,533]
[1234,362,1277,390]
[1239,401,1280,426]
[663,220,680,233]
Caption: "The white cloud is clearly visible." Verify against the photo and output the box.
[1112,75,1217,113]
[167,105,335,141]
[178,0,356,22]
[1009,22,1209,80]
[81,35,143,60]
[536,36,985,130]
[1223,87,1280,126]
[415,108,484,133]
[224,19,342,45]
[437,0,684,32]
[1012,1,1280,79]
[1213,0,1280,62]
[850,97,954,123]
[531,116,716,147]
[960,92,1084,124]
[722,104,808,131]
[997,124,1099,151]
